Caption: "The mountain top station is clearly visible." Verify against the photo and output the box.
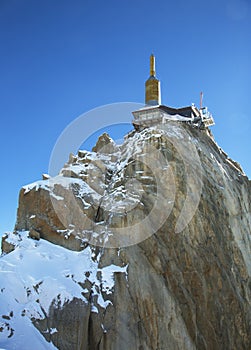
[132,54,214,130]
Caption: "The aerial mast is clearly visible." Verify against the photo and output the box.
[145,54,161,106]
[200,91,203,109]
[150,54,156,76]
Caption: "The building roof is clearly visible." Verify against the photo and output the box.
[132,104,200,118]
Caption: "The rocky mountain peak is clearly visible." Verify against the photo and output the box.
[1,122,250,349]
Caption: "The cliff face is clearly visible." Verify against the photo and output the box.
[1,122,251,350]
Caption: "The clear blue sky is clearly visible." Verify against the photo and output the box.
[0,0,250,234]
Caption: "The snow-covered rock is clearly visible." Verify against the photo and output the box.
[0,231,127,349]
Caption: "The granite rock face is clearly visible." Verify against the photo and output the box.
[1,122,251,350]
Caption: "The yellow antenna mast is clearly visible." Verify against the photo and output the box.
[145,54,161,105]
[150,53,156,76]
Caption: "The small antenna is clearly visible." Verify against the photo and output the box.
[200,91,203,109]
[150,54,156,76]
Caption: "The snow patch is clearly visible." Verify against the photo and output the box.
[99,264,128,295]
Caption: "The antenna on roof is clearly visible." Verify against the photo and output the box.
[150,53,156,77]
[200,91,203,109]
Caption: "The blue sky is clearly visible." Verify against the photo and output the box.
[0,0,250,234]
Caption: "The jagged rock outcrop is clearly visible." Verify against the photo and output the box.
[1,122,251,350]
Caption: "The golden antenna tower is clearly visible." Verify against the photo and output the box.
[145,54,161,105]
